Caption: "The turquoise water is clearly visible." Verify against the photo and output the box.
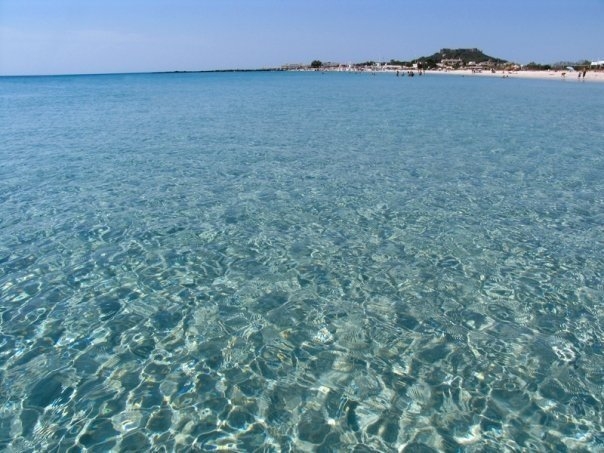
[1,71,603,451]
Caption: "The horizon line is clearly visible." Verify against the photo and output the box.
[0,67,286,78]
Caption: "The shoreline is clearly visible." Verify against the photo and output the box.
[283,67,604,83]
[425,68,604,83]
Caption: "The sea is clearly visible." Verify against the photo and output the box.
[0,71,603,452]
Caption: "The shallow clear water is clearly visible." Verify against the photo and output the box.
[1,71,603,451]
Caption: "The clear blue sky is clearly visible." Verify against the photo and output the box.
[1,0,603,75]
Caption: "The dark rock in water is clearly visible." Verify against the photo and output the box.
[190,418,220,439]
[78,418,118,449]
[152,309,181,330]
[25,373,65,408]
[325,390,344,419]
[98,297,121,321]
[397,312,419,330]
[147,406,173,433]
[120,431,151,451]
[0,416,12,449]
[98,397,126,418]
[267,407,290,425]
[109,313,144,337]
[205,396,229,415]
[12,342,54,368]
[437,256,463,270]
[205,352,223,371]
[491,388,530,412]
[318,432,342,452]
[238,423,267,450]
[460,309,488,329]
[224,206,247,224]
[119,371,141,392]
[418,343,450,363]
[196,372,217,393]
[258,291,288,311]
[138,381,164,408]
[131,337,155,358]
[238,376,264,397]
[539,379,572,403]
[298,409,330,444]
[73,354,100,374]
[352,445,380,452]
[227,407,254,429]
[382,419,400,443]
[402,442,438,452]
[19,408,40,437]
[367,414,399,443]
[144,362,170,381]
[345,401,360,432]
[198,339,225,369]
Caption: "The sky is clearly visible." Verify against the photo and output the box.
[1,0,603,75]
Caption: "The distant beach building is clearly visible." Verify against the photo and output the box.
[591,60,604,69]
[478,61,496,68]
[382,64,405,71]
[281,63,305,70]
[321,62,341,70]
[439,58,463,69]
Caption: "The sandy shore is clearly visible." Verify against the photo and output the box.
[426,68,604,83]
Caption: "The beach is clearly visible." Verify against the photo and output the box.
[428,68,604,82]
